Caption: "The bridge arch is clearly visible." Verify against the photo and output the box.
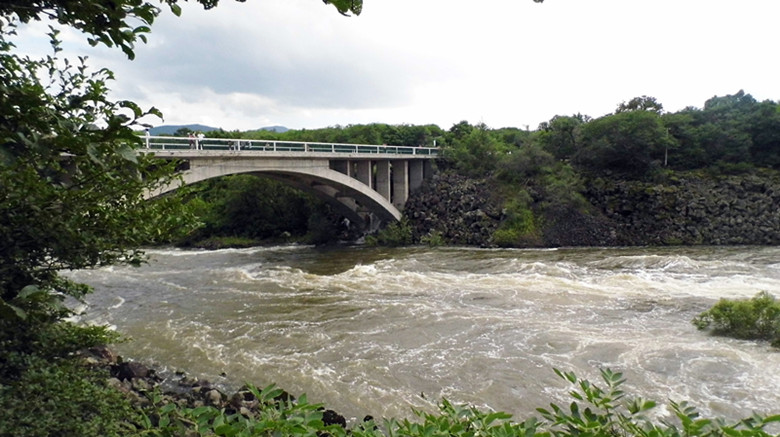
[151,164,400,230]
[141,138,437,232]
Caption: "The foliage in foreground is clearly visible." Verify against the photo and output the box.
[0,319,137,436]
[134,369,780,437]
[693,291,780,348]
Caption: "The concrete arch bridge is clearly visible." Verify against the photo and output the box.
[142,136,438,231]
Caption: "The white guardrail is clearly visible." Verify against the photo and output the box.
[140,135,439,156]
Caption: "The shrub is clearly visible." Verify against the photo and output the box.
[537,368,780,436]
[0,319,135,437]
[693,291,780,347]
[0,358,138,437]
[137,383,355,437]
[136,369,780,437]
[491,195,542,247]
[366,219,414,247]
[420,230,445,247]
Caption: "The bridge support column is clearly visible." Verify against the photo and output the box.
[375,160,391,201]
[424,160,434,179]
[409,160,424,191]
[392,160,409,209]
[356,160,372,189]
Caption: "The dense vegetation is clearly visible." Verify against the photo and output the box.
[96,369,780,436]
[178,175,350,248]
[194,91,780,247]
[205,92,779,179]
[693,292,780,348]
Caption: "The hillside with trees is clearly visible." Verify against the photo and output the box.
[177,90,780,248]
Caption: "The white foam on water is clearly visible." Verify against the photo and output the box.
[76,245,780,424]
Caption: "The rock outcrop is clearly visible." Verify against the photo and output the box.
[403,170,780,247]
[586,172,780,246]
[404,172,502,246]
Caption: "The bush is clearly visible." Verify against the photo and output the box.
[0,320,135,437]
[491,194,542,247]
[693,291,780,347]
[420,230,445,247]
[366,219,413,246]
[137,368,780,437]
[0,358,137,437]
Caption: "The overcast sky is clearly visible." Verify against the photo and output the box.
[15,0,780,132]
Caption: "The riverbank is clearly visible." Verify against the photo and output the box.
[404,169,780,247]
[80,346,357,431]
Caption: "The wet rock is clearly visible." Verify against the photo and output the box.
[114,361,150,382]
[87,345,118,364]
[585,172,780,246]
[322,409,347,428]
[205,389,224,406]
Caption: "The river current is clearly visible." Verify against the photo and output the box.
[69,245,780,425]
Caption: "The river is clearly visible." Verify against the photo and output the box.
[68,245,780,425]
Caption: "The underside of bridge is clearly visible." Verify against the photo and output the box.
[146,154,434,232]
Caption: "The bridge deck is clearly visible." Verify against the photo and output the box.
[140,135,438,157]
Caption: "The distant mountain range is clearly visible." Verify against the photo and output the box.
[148,124,288,135]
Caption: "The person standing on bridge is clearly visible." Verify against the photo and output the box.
[188,133,195,149]
[197,132,205,150]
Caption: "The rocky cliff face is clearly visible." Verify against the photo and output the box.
[586,172,780,246]
[404,172,502,246]
[403,170,780,247]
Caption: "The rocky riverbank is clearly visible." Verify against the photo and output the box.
[79,346,357,431]
[404,170,780,247]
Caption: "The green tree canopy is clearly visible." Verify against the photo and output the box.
[536,115,587,161]
[615,95,664,114]
[574,110,673,179]
[0,0,364,59]
[0,27,195,318]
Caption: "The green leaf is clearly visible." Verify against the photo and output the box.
[117,144,138,163]
[169,3,182,16]
[215,423,238,436]
[18,284,43,299]
[0,299,27,320]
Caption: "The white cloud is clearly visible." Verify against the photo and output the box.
[11,0,780,132]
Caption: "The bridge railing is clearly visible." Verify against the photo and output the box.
[140,135,439,156]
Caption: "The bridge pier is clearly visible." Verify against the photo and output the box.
[392,160,409,209]
[409,160,424,191]
[356,161,372,189]
[375,160,391,202]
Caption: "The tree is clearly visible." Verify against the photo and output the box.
[574,110,673,179]
[748,100,780,168]
[324,0,363,16]
[536,115,586,160]
[0,1,366,432]
[444,123,505,177]
[0,0,364,58]
[615,95,664,114]
[693,90,757,166]
[0,27,195,319]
